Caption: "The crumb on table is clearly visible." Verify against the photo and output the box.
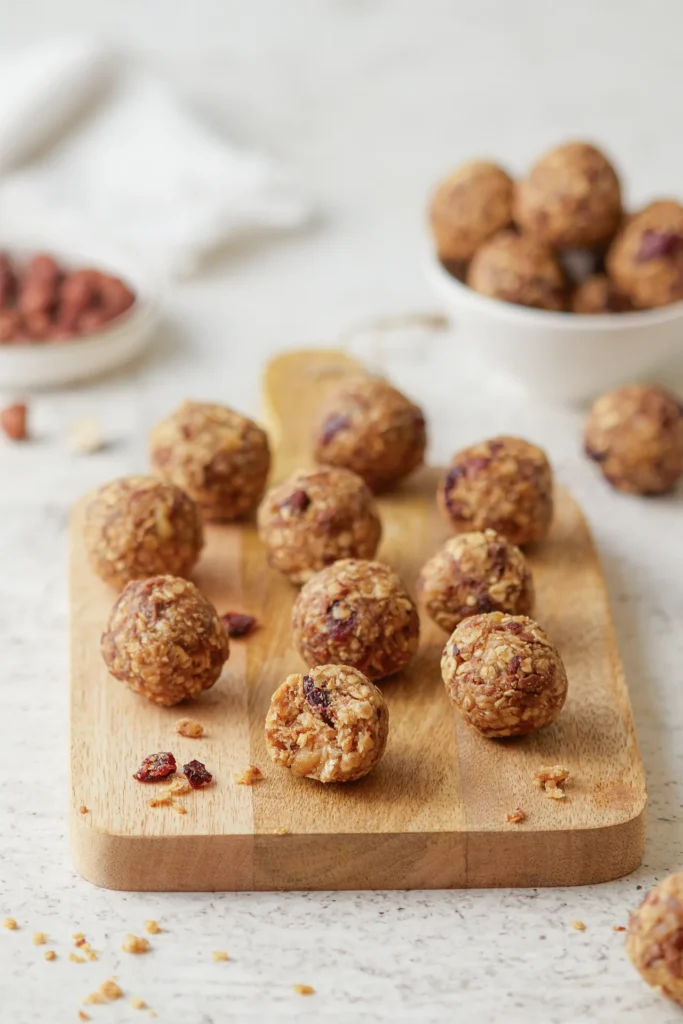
[44,950,56,961]
[144,920,160,935]
[532,764,570,799]
[212,950,229,962]
[77,1012,90,1021]
[122,935,151,955]
[505,807,526,824]
[613,924,627,932]
[32,931,48,945]
[70,953,85,963]
[175,717,204,739]
[571,920,586,931]
[233,765,264,786]
[3,917,18,930]
[79,805,88,814]
[130,997,147,1010]
[293,984,315,996]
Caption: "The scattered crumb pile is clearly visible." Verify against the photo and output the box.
[505,807,526,824]
[532,764,570,799]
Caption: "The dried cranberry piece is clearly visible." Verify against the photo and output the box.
[504,621,523,633]
[183,759,213,789]
[303,674,331,707]
[326,601,357,640]
[320,413,350,445]
[134,752,177,782]
[636,230,683,263]
[280,489,311,515]
[221,612,257,638]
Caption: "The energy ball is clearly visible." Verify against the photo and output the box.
[467,230,568,310]
[441,612,568,737]
[626,872,683,1006]
[149,401,271,521]
[292,559,419,681]
[584,384,683,494]
[418,530,534,633]
[514,141,622,248]
[313,376,426,492]
[571,274,633,314]
[438,436,554,546]
[606,200,683,308]
[257,467,381,585]
[84,476,204,590]
[101,575,230,706]
[429,161,514,264]
[265,664,389,783]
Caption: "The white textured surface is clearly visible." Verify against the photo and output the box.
[1,2,683,1022]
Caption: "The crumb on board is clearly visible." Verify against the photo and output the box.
[273,827,289,836]
[532,764,570,799]
[176,717,204,739]
[233,764,264,786]
[571,920,586,931]
[173,803,187,815]
[3,917,18,930]
[505,807,526,824]
[293,984,315,996]
[130,997,147,1010]
[44,950,56,961]
[212,950,229,962]
[613,925,627,932]
[79,805,88,815]
[149,776,190,812]
[144,920,160,934]
[32,932,48,945]
[122,935,151,955]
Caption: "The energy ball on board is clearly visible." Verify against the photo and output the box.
[584,384,683,494]
[606,200,683,308]
[313,376,426,492]
[438,436,554,546]
[626,872,683,1006]
[257,467,381,585]
[149,400,271,521]
[514,141,622,248]
[265,664,389,783]
[418,530,534,633]
[292,559,419,681]
[429,161,514,264]
[441,612,568,738]
[571,274,633,314]
[101,575,230,706]
[84,475,204,590]
[466,230,568,310]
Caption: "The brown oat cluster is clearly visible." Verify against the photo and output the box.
[607,200,683,308]
[532,764,570,799]
[257,466,382,584]
[467,230,568,311]
[84,475,204,590]
[441,612,568,737]
[438,436,553,546]
[418,529,534,633]
[429,161,514,264]
[626,872,683,1005]
[571,274,633,314]
[101,575,230,706]
[584,385,683,494]
[292,559,419,680]
[149,400,271,521]
[265,664,389,783]
[313,376,426,492]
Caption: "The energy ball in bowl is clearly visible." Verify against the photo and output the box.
[429,161,514,264]
[418,530,534,633]
[84,476,204,590]
[292,559,419,681]
[441,612,568,737]
[514,141,622,248]
[149,401,271,521]
[101,575,230,706]
[265,664,389,783]
[606,200,683,308]
[467,230,568,310]
[626,872,683,1006]
[438,436,554,546]
[257,467,381,585]
[571,274,633,314]
[584,384,683,494]
[313,376,426,492]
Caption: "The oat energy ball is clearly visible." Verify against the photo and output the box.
[149,401,271,521]
[292,559,419,681]
[257,467,381,584]
[418,530,534,633]
[467,230,567,310]
[439,436,553,546]
[313,376,426,492]
[514,142,622,248]
[84,476,204,589]
[571,274,633,314]
[429,161,514,264]
[101,575,230,705]
[441,612,568,737]
[584,384,683,494]
[265,664,389,783]
[627,873,683,1005]
[606,200,683,308]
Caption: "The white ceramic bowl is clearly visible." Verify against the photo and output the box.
[424,249,683,403]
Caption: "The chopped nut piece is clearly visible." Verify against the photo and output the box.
[0,403,27,441]
[571,920,586,931]
[505,808,526,824]
[212,950,229,962]
[532,764,570,799]
[32,931,48,945]
[175,717,204,739]
[67,418,104,455]
[99,979,123,1000]
[122,934,150,955]
[130,997,147,1009]
[79,805,88,814]
[44,950,56,961]
[293,984,315,996]
[613,924,627,932]
[2,917,18,930]
[233,765,263,786]
[144,920,160,935]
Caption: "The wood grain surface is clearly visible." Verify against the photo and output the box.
[70,349,646,891]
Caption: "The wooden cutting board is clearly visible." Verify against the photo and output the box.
[70,349,646,891]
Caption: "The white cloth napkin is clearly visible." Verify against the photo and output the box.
[0,38,309,278]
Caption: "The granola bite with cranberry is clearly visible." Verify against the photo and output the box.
[265,664,389,782]
[606,200,683,308]
[438,436,553,546]
[467,230,567,310]
[84,476,204,590]
[441,612,568,737]
[257,467,381,585]
[292,559,419,680]
[101,575,230,705]
[514,141,622,248]
[313,376,426,492]
[418,530,533,633]
[149,401,271,521]
[627,872,683,1005]
[571,274,633,314]
[584,384,683,494]
[429,161,514,265]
